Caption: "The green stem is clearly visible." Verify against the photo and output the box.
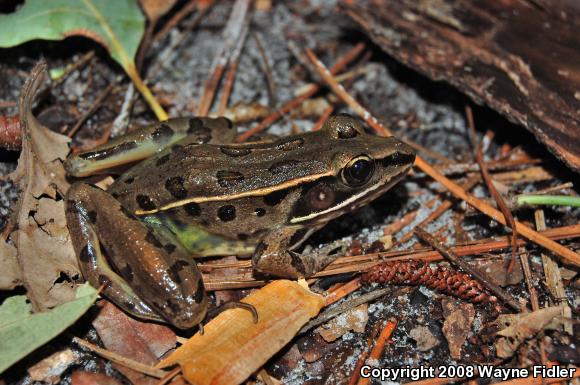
[125,63,168,121]
[516,195,580,208]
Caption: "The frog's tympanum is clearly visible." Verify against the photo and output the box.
[64,114,415,329]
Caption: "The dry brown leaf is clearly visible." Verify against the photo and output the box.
[441,298,475,360]
[317,303,368,342]
[28,348,78,384]
[92,301,177,385]
[409,325,439,352]
[471,256,523,287]
[71,370,124,385]
[158,280,324,385]
[138,0,178,23]
[0,240,21,289]
[495,306,562,358]
[7,62,78,310]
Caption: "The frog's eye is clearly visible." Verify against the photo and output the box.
[341,156,374,186]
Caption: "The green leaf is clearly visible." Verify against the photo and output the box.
[0,0,145,68]
[0,0,168,121]
[0,283,98,374]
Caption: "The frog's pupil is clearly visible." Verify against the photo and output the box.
[347,159,373,184]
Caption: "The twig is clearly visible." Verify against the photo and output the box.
[324,277,362,306]
[356,320,397,385]
[217,22,248,115]
[348,323,382,385]
[66,84,114,137]
[305,48,389,136]
[251,31,277,107]
[435,156,543,176]
[394,175,479,246]
[197,0,251,116]
[300,287,391,334]
[466,106,518,272]
[153,0,204,44]
[311,105,334,131]
[73,337,165,378]
[416,156,580,266]
[302,49,580,266]
[236,43,365,142]
[197,224,580,290]
[414,227,522,311]
[154,367,181,385]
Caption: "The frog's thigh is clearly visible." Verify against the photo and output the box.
[65,184,161,321]
[252,226,340,278]
[65,116,236,177]
[66,183,207,328]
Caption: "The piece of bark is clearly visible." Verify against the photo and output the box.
[345,0,580,172]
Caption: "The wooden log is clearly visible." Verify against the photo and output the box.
[344,0,580,172]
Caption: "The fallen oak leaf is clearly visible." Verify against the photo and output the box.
[7,61,80,310]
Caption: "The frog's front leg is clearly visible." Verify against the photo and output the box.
[65,117,235,177]
[252,226,343,278]
[66,183,208,329]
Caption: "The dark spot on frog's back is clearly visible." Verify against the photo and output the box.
[217,205,236,221]
[151,123,174,143]
[183,202,201,217]
[165,176,187,199]
[168,260,189,283]
[216,170,245,187]
[194,282,205,303]
[164,243,177,254]
[237,233,248,241]
[276,137,304,151]
[145,231,163,248]
[220,146,252,157]
[86,210,97,223]
[136,194,156,211]
[188,121,212,143]
[268,159,300,175]
[263,189,289,206]
[78,141,138,161]
[98,274,112,287]
[155,154,170,166]
[187,117,204,133]
[79,244,93,263]
[124,176,135,184]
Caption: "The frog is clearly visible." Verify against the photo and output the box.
[64,114,415,329]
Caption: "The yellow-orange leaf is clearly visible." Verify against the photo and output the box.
[158,280,324,385]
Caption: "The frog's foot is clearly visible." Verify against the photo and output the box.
[197,301,258,334]
[206,302,259,323]
[253,243,347,279]
[65,117,235,177]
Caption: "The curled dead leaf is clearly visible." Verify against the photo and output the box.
[158,280,324,385]
[494,306,562,358]
[7,61,79,310]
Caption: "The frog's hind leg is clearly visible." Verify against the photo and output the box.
[66,183,208,329]
[65,117,235,177]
